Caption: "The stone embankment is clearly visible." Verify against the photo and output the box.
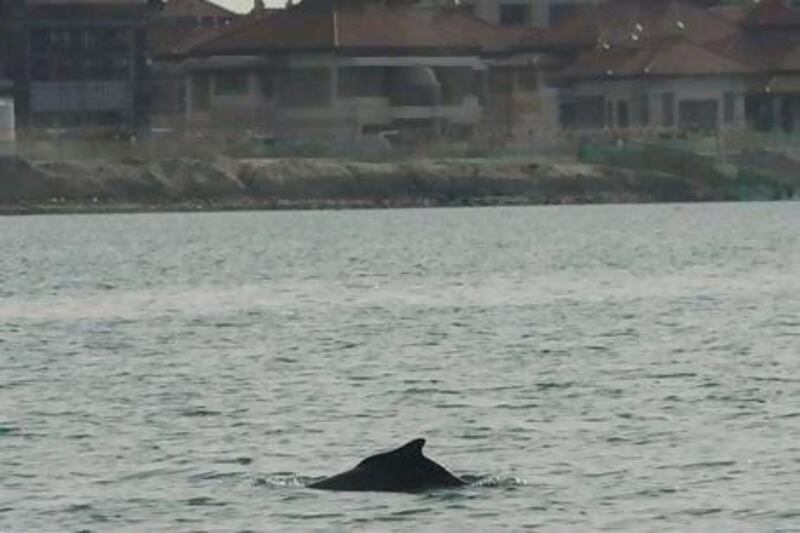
[0,153,793,215]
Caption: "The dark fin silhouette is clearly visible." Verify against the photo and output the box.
[358,438,425,466]
[309,438,465,492]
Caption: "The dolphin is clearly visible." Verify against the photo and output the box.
[308,438,466,492]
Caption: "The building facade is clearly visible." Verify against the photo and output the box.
[180,0,509,145]
[471,0,594,29]
[12,0,151,135]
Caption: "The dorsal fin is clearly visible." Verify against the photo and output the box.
[395,438,425,457]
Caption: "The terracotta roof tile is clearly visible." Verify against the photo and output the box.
[743,0,800,28]
[558,36,755,81]
[525,0,738,50]
[189,3,491,55]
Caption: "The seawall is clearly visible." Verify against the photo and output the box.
[0,154,793,215]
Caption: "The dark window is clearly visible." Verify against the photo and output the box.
[215,72,248,96]
[32,58,51,81]
[548,4,579,28]
[781,96,794,132]
[337,67,386,98]
[192,74,211,111]
[724,92,735,123]
[679,100,718,131]
[499,3,530,26]
[279,68,330,107]
[638,94,649,126]
[560,96,605,129]
[516,69,539,91]
[436,67,473,105]
[617,101,629,128]
[473,70,487,105]
[260,72,275,99]
[745,94,772,132]
[662,92,675,127]
[201,16,215,28]
[488,70,513,95]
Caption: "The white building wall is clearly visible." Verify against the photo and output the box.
[184,55,486,142]
[565,76,749,131]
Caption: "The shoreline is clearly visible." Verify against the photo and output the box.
[1,152,796,216]
[0,194,677,216]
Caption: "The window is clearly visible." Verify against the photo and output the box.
[215,72,248,96]
[560,96,605,129]
[638,94,649,126]
[201,16,215,28]
[279,68,330,107]
[192,74,211,111]
[337,67,386,98]
[516,69,539,92]
[473,70,487,105]
[436,67,473,105]
[260,72,275,99]
[499,3,531,26]
[662,92,675,127]
[617,101,629,128]
[724,92,736,123]
[679,100,719,131]
[548,4,579,28]
[32,58,51,81]
[488,70,513,95]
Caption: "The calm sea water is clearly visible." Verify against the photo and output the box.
[1,203,799,532]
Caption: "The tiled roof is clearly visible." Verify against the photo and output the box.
[709,5,747,24]
[150,24,232,57]
[778,44,800,71]
[558,36,755,81]
[426,8,531,51]
[188,2,500,55]
[714,30,800,72]
[743,0,800,28]
[525,0,738,50]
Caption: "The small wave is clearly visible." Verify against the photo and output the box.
[463,475,527,489]
[179,408,223,417]
[255,474,314,488]
[255,473,526,491]
[658,460,737,471]
[535,381,574,390]
[189,471,245,481]
[185,496,228,507]
[214,456,253,465]
[682,507,724,517]
[646,372,698,379]
[64,503,96,515]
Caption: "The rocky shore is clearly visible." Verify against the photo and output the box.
[0,153,795,215]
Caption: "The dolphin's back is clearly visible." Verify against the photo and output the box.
[309,439,465,492]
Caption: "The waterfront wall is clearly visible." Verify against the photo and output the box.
[3,152,794,214]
